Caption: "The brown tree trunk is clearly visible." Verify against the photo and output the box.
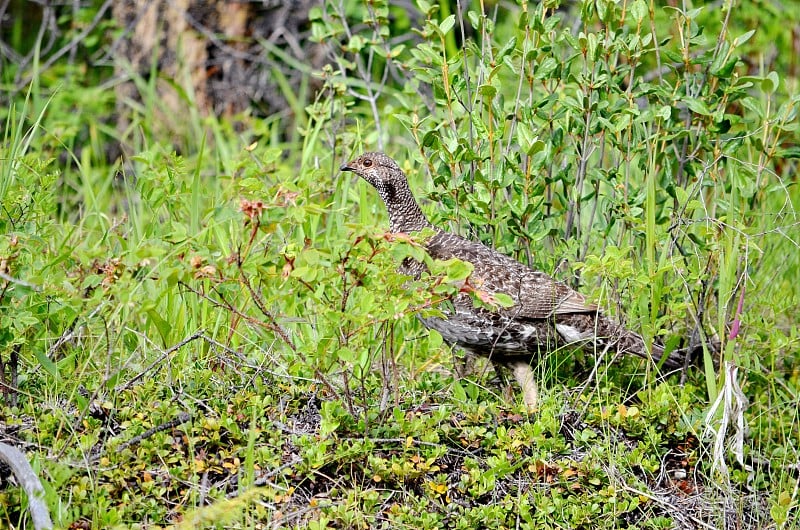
[111,0,324,149]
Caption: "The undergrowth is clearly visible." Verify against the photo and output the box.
[0,1,798,528]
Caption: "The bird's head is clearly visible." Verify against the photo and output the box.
[340,152,407,203]
[340,151,431,232]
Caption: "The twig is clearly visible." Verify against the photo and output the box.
[115,330,205,392]
[0,270,42,292]
[237,273,297,352]
[227,456,301,498]
[0,443,53,530]
[618,482,717,530]
[179,282,340,401]
[98,411,192,462]
[199,333,308,383]
[179,280,296,352]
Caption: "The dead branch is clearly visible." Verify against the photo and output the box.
[0,442,53,530]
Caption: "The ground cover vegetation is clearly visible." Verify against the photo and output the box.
[0,0,799,528]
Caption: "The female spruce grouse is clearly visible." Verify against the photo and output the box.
[340,152,683,409]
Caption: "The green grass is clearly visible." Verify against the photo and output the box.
[1,1,799,528]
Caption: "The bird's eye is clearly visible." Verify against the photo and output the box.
[363,159,373,167]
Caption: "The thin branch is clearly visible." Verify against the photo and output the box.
[116,411,191,454]
[0,443,53,530]
[86,411,192,464]
[114,330,205,393]
[0,270,42,292]
[617,482,717,530]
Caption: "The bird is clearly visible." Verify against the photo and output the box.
[340,152,683,409]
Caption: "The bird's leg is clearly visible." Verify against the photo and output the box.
[509,361,538,411]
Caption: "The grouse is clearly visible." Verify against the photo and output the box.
[340,152,682,409]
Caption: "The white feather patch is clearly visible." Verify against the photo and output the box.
[555,323,592,343]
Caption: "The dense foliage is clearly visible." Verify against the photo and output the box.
[1,0,798,528]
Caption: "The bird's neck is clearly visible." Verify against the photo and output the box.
[379,181,433,233]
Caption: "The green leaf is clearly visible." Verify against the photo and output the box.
[762,71,780,94]
[347,35,366,53]
[291,266,318,282]
[389,44,406,58]
[629,0,647,23]
[33,348,59,378]
[496,36,517,62]
[391,240,427,263]
[535,57,558,79]
[611,113,631,133]
[713,57,738,79]
[440,258,473,281]
[656,106,671,120]
[733,29,755,47]
[517,122,539,154]
[338,347,357,363]
[467,10,480,30]
[422,130,440,148]
[710,41,731,77]
[427,329,443,349]
[683,97,712,116]
[147,309,173,344]
[416,0,432,14]
[439,14,456,35]
[478,84,497,99]
[452,380,467,402]
[493,293,516,308]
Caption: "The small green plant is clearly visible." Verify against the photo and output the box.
[0,1,798,528]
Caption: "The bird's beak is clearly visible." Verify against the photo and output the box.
[339,161,354,172]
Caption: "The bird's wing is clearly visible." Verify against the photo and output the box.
[426,231,598,319]
[549,285,598,315]
[482,269,598,319]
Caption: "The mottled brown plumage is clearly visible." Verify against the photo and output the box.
[341,152,681,409]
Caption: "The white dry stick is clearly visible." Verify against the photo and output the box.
[703,361,751,481]
[0,443,53,530]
